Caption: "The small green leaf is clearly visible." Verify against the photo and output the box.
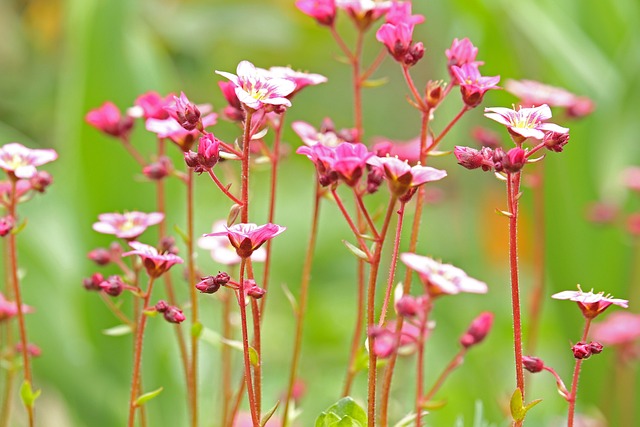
[191,321,203,338]
[281,283,298,314]
[362,77,389,88]
[426,150,452,157]
[420,399,447,410]
[135,386,164,407]
[342,240,369,262]
[12,219,27,235]
[260,400,280,426]
[143,308,158,317]
[249,346,260,367]
[102,324,132,337]
[20,380,41,408]
[495,209,513,218]
[173,224,190,245]
[510,388,541,422]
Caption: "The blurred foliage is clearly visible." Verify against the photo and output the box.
[0,0,639,426]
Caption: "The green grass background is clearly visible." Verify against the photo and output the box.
[1,0,639,425]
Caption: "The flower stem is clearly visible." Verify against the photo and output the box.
[342,259,366,397]
[237,259,259,426]
[354,189,380,241]
[433,106,469,145]
[186,167,199,427]
[331,188,373,260]
[377,201,406,326]
[507,171,526,402]
[250,299,262,417]
[7,179,34,427]
[414,302,431,427]
[120,135,147,167]
[422,348,466,403]
[401,65,427,111]
[221,291,233,427]
[127,277,156,427]
[241,110,253,223]
[282,183,322,427]
[207,169,243,206]
[567,318,592,427]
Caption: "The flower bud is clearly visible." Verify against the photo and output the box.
[87,248,111,266]
[0,215,15,237]
[155,300,169,313]
[247,284,266,299]
[83,273,104,291]
[143,156,172,180]
[99,275,125,297]
[395,295,419,318]
[159,236,179,255]
[16,342,42,357]
[184,151,200,168]
[29,171,53,193]
[163,306,186,324]
[165,92,201,131]
[403,42,425,67]
[471,127,503,149]
[589,341,603,355]
[572,342,592,360]
[197,133,221,169]
[543,131,570,153]
[196,276,221,294]
[522,356,544,373]
[454,146,494,171]
[366,167,385,194]
[502,147,526,173]
[426,80,444,109]
[459,312,494,348]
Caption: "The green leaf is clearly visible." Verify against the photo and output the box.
[249,346,260,367]
[191,321,203,338]
[315,397,367,427]
[281,283,298,314]
[102,324,132,337]
[426,150,452,157]
[135,386,164,407]
[420,399,447,410]
[11,219,27,235]
[510,388,542,422]
[342,240,369,262]
[260,400,280,426]
[173,224,190,245]
[20,380,41,408]
[362,77,389,88]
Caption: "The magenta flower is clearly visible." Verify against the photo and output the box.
[332,142,374,187]
[92,211,164,240]
[368,320,424,358]
[122,241,184,278]
[204,222,286,259]
[376,22,414,63]
[296,0,336,26]
[451,64,500,108]
[0,143,58,180]
[366,155,447,196]
[400,253,488,297]
[215,61,296,111]
[446,38,482,72]
[385,1,424,26]
[264,66,327,97]
[592,312,640,348]
[484,104,569,141]
[198,220,266,265]
[552,286,628,319]
[85,101,134,138]
[164,92,202,131]
[129,91,173,120]
[0,292,33,321]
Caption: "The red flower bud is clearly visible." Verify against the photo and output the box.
[522,356,545,373]
[460,312,494,348]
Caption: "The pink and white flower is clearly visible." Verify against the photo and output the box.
[484,104,568,141]
[366,155,447,196]
[401,253,488,297]
[385,1,424,26]
[216,61,296,111]
[198,220,266,265]
[0,143,58,179]
[92,211,164,240]
[263,66,327,97]
[552,286,628,319]
[446,38,482,72]
[122,241,184,278]
[204,222,286,259]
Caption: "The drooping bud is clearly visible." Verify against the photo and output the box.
[454,146,494,171]
[460,312,494,348]
[522,356,545,373]
[87,248,112,266]
[99,275,125,297]
[247,284,266,299]
[196,272,230,294]
[29,171,53,193]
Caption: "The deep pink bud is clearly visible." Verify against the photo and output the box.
[155,300,169,313]
[99,275,125,297]
[572,342,592,360]
[395,295,419,318]
[366,167,385,194]
[247,284,266,299]
[195,273,230,294]
[164,92,202,131]
[589,341,603,354]
[87,248,112,266]
[460,312,494,348]
[0,215,15,237]
[85,102,134,138]
[143,156,172,180]
[83,273,104,291]
[29,171,53,193]
[523,356,544,373]
[163,306,186,324]
[196,133,221,170]
[184,151,200,168]
[503,147,526,173]
[454,146,494,171]
[544,131,570,152]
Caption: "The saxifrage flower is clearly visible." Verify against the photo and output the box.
[0,143,58,180]
[122,241,184,278]
[484,104,568,141]
[93,211,164,240]
[204,223,286,259]
[552,286,628,319]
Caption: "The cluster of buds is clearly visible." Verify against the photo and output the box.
[195,272,231,294]
[571,341,603,360]
[454,146,527,173]
[184,133,221,174]
[82,273,126,297]
[164,92,202,132]
[153,300,186,324]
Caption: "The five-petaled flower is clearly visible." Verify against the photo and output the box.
[401,253,488,297]
[93,211,164,240]
[204,223,286,259]
[552,286,628,319]
[451,64,500,108]
[198,220,267,264]
[263,66,327,98]
[122,241,184,278]
[0,143,58,180]
[216,61,296,111]
[366,155,447,197]
[484,104,569,142]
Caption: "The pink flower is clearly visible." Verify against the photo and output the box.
[92,211,164,240]
[337,0,392,29]
[592,312,640,346]
[368,319,425,358]
[204,223,286,259]
[198,220,266,265]
[0,143,57,180]
[552,286,628,319]
[376,23,414,63]
[145,112,217,152]
[484,104,568,141]
[400,253,488,297]
[264,66,327,97]
[385,1,424,26]
[332,142,374,187]
[164,92,202,131]
[446,38,482,73]
[184,133,221,173]
[0,292,33,321]
[129,91,173,120]
[292,120,352,147]
[296,0,336,26]
[216,61,296,111]
[459,312,494,348]
[366,155,447,196]
[122,241,184,278]
[0,180,31,205]
[451,64,500,108]
[85,102,134,138]
[622,166,640,192]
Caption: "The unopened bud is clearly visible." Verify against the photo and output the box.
[523,356,545,373]
[163,306,186,324]
[502,147,526,173]
[395,295,419,318]
[159,236,178,255]
[143,156,172,180]
[403,42,425,67]
[29,171,53,193]
[83,273,104,291]
[247,285,266,299]
[454,146,494,171]
[155,300,169,313]
[589,341,603,355]
[184,151,200,168]
[88,248,111,266]
[460,312,494,348]
[543,131,570,153]
[99,275,125,297]
[572,342,592,360]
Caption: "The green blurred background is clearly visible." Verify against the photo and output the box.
[1,0,639,425]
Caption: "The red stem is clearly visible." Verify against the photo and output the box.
[282,183,322,426]
[250,299,262,417]
[127,277,156,427]
[401,65,427,111]
[377,201,406,326]
[120,136,147,167]
[237,259,259,426]
[330,188,373,260]
[207,169,243,206]
[414,302,431,427]
[361,47,388,82]
[353,189,380,241]
[433,106,469,145]
[567,318,592,427]
[7,179,35,426]
[185,168,199,427]
[342,259,367,397]
[241,110,253,223]
[422,348,466,403]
